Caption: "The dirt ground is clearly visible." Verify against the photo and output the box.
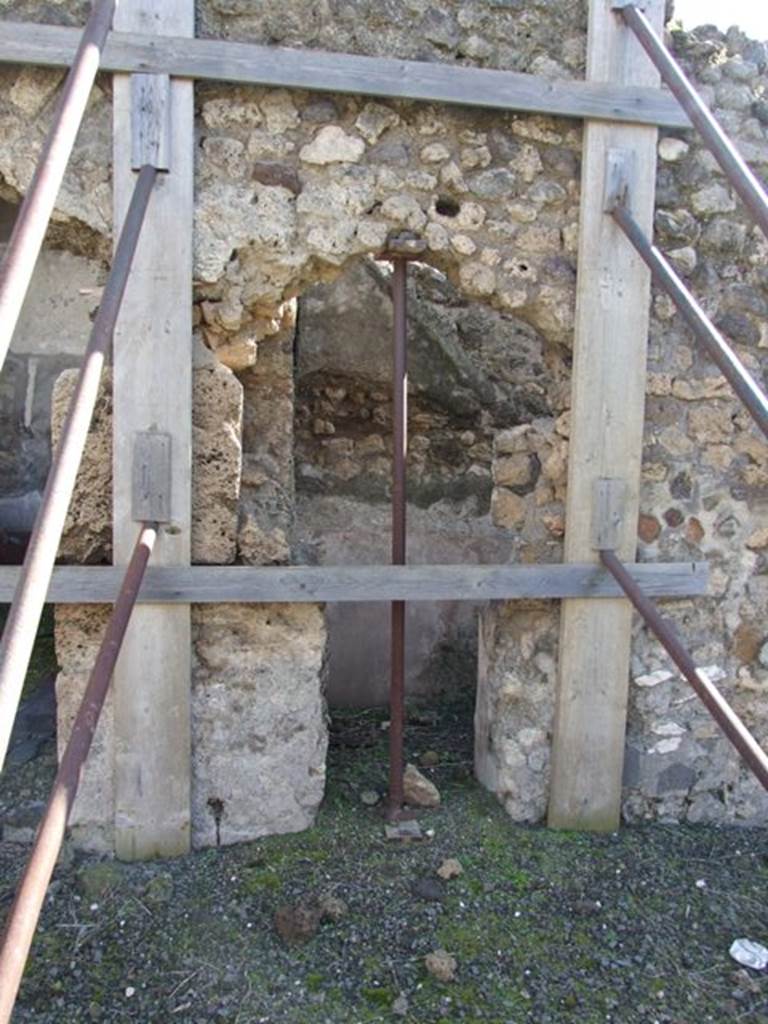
[1,682,768,1023]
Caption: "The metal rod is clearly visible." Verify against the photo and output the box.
[600,548,768,792]
[615,1,768,240]
[0,165,158,773]
[0,0,116,376]
[0,523,157,1024]
[612,202,768,439]
[388,258,408,818]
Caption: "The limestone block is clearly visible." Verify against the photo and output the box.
[55,606,114,854]
[299,125,365,164]
[191,603,328,847]
[51,370,113,564]
[475,601,558,823]
[51,363,243,564]
[56,603,328,851]
[192,365,244,565]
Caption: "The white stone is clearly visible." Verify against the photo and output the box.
[666,246,697,274]
[202,95,263,130]
[451,234,477,255]
[456,201,487,229]
[403,763,441,808]
[195,182,297,284]
[652,722,686,737]
[380,194,428,230]
[299,125,365,164]
[634,669,674,688]
[425,222,450,251]
[463,34,493,59]
[355,102,399,144]
[355,219,389,251]
[658,138,690,162]
[259,90,300,133]
[459,261,496,297]
[420,142,451,163]
[649,737,683,755]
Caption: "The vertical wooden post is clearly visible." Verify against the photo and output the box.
[548,0,663,830]
[112,0,194,859]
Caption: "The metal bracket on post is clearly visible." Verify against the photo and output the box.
[591,477,627,552]
[611,1,647,11]
[604,148,636,214]
[132,431,172,523]
[131,73,171,171]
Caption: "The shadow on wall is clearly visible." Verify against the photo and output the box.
[288,257,565,706]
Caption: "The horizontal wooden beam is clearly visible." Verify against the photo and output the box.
[0,562,707,604]
[0,21,690,128]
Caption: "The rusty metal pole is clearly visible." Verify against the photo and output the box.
[0,0,116,375]
[388,255,408,818]
[379,233,426,820]
[0,165,158,773]
[600,548,768,791]
[0,523,157,1024]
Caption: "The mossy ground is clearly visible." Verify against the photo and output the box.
[1,691,767,1023]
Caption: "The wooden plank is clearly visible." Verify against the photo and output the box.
[0,563,709,604]
[548,0,665,832]
[0,20,691,128]
[112,0,193,861]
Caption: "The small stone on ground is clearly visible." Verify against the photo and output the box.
[436,857,463,880]
[404,763,441,808]
[425,949,457,982]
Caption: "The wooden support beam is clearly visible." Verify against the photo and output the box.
[0,19,691,128]
[548,0,664,831]
[0,563,709,604]
[112,0,193,861]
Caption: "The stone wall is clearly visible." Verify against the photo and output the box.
[50,358,329,850]
[477,23,768,826]
[0,1,765,829]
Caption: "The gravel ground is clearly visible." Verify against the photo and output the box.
[1,689,768,1024]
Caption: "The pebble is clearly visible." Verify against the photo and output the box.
[360,789,380,806]
[403,764,441,809]
[425,950,457,982]
[730,938,768,971]
[318,893,348,921]
[436,858,463,880]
